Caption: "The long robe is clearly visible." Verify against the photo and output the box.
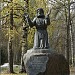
[26,15,50,49]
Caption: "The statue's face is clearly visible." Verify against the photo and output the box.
[37,8,44,17]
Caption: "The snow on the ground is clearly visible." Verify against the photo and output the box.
[0,63,19,68]
[0,63,9,68]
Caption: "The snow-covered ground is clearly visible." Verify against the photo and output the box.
[0,63,20,73]
[0,63,9,68]
[0,63,19,68]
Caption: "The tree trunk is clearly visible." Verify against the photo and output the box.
[8,1,14,73]
[20,0,29,73]
[20,41,27,73]
[19,23,28,73]
[8,37,14,73]
[70,22,74,67]
[66,0,71,70]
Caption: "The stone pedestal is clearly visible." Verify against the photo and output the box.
[23,49,70,75]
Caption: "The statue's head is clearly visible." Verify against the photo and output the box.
[36,8,45,18]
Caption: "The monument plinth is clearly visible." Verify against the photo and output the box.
[23,49,69,75]
[23,49,49,75]
[23,8,70,75]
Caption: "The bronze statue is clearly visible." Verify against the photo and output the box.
[24,8,50,49]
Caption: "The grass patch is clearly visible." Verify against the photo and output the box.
[1,73,27,75]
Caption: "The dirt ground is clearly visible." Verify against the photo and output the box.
[70,72,75,75]
[70,67,75,75]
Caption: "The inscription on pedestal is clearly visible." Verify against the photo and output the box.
[26,55,48,75]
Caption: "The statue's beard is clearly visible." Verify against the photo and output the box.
[37,15,45,18]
